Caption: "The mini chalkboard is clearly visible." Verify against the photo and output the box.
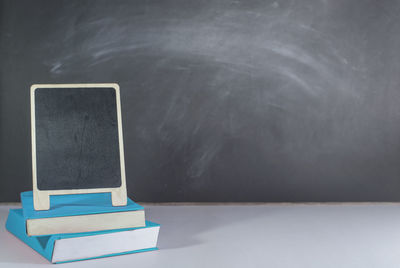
[31,84,127,210]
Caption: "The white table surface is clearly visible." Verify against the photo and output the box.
[1,203,400,267]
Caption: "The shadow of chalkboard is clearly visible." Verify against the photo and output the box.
[34,86,121,190]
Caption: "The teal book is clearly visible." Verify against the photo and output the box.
[6,209,160,264]
[21,191,146,236]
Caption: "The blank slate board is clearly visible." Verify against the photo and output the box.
[31,84,127,210]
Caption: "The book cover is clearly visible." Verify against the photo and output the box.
[21,191,143,218]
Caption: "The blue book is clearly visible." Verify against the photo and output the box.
[21,191,145,236]
[6,209,160,264]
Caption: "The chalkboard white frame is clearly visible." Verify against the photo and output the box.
[31,83,127,210]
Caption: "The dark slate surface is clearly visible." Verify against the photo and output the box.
[34,87,121,190]
[1,0,400,201]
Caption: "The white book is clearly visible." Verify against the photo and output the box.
[6,209,160,263]
[21,191,146,236]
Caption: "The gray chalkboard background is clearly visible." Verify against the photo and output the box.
[1,0,400,202]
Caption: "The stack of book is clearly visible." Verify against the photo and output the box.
[6,191,160,263]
